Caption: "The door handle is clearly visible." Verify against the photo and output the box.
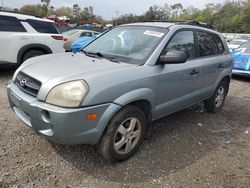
[19,36,29,40]
[218,64,224,69]
[190,69,200,75]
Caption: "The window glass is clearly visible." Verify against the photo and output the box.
[84,26,168,64]
[214,34,225,54]
[197,31,218,56]
[27,19,59,34]
[165,30,195,59]
[237,42,250,54]
[62,30,78,35]
[80,32,93,37]
[0,15,26,32]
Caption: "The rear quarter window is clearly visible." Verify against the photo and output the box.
[214,34,225,54]
[27,19,59,34]
[0,15,26,32]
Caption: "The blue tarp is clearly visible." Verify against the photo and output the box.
[71,36,95,53]
[231,50,250,71]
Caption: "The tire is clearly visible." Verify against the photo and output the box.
[22,50,45,63]
[98,105,147,162]
[204,80,229,113]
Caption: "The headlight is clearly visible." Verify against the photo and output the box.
[46,80,89,108]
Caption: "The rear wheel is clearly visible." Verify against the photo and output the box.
[98,105,147,162]
[22,50,45,63]
[204,80,229,113]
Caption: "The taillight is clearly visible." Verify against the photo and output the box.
[63,37,68,42]
[51,35,64,40]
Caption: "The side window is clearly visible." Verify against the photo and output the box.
[27,19,59,34]
[0,15,26,32]
[197,31,218,57]
[164,30,195,59]
[81,32,92,37]
[214,34,225,54]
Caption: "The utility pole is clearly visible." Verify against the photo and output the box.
[1,0,4,7]
[115,11,119,25]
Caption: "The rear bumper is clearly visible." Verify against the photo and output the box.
[7,81,121,145]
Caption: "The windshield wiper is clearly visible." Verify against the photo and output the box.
[81,50,120,63]
[80,49,101,59]
[96,52,120,63]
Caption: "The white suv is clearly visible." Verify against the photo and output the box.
[0,11,65,66]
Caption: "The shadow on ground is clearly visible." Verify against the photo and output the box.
[51,95,250,184]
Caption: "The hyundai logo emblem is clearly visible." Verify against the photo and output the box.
[20,79,27,87]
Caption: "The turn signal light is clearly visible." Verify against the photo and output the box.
[86,114,97,120]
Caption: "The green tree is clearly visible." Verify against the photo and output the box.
[19,4,44,17]
[41,0,51,16]
[179,6,200,21]
[73,4,81,20]
[171,3,183,19]
[55,6,73,18]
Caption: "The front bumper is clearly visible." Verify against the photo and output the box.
[232,69,250,75]
[7,81,121,145]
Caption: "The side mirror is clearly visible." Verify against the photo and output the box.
[159,50,187,64]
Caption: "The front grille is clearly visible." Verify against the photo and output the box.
[15,72,41,97]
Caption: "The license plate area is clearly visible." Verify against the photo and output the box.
[10,92,21,108]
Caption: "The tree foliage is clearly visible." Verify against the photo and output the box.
[114,0,250,33]
[19,1,105,24]
[17,0,250,32]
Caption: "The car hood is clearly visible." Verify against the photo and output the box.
[17,52,133,84]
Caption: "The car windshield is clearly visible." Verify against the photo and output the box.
[62,30,78,35]
[229,40,247,45]
[237,42,250,54]
[84,26,168,64]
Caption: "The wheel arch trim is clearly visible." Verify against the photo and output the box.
[17,43,52,64]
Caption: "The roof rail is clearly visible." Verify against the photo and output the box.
[145,20,215,30]
[147,20,186,23]
[181,20,215,30]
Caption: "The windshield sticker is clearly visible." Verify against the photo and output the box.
[144,30,164,38]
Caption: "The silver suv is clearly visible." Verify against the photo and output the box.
[7,21,233,162]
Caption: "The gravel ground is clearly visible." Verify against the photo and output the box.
[0,69,250,188]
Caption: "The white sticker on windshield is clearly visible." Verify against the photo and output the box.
[144,30,164,38]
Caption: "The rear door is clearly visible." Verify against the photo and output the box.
[195,30,228,98]
[0,15,27,64]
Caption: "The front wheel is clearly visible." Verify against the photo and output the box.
[98,105,147,162]
[204,80,229,113]
[22,50,45,63]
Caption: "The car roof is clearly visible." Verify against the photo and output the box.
[0,11,54,23]
[124,22,176,28]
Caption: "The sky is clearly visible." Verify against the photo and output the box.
[4,0,226,20]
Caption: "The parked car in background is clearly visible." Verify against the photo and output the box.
[228,39,248,51]
[62,29,100,51]
[0,11,64,67]
[231,41,250,75]
[7,21,232,162]
[71,32,100,53]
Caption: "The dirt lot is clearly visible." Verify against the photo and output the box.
[0,69,250,188]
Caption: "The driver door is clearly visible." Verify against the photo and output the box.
[154,30,202,119]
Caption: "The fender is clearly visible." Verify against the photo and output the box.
[113,88,155,108]
[17,43,52,64]
[210,67,232,97]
